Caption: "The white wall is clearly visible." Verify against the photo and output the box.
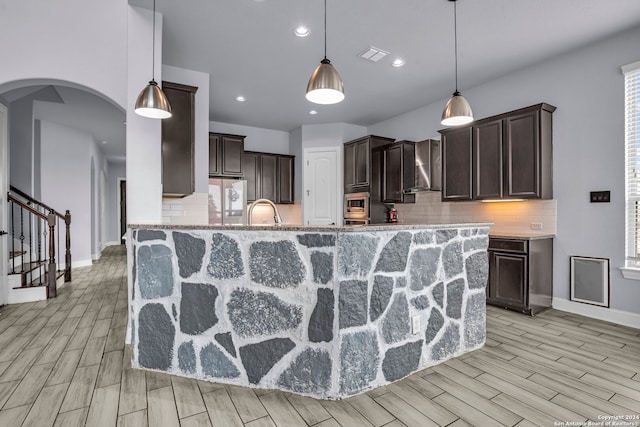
[126,6,164,225]
[107,161,126,244]
[89,138,108,258]
[210,121,290,154]
[0,0,127,109]
[40,120,93,266]
[369,25,640,316]
[9,96,34,194]
[163,65,210,194]
[289,127,303,200]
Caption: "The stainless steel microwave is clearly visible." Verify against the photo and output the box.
[344,192,369,219]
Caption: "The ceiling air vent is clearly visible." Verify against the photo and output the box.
[358,46,389,62]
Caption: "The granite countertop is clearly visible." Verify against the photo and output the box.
[129,222,493,232]
[489,230,556,240]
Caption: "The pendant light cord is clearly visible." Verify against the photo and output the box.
[152,0,156,81]
[324,0,327,60]
[453,0,458,92]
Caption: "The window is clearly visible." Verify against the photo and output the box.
[623,61,640,274]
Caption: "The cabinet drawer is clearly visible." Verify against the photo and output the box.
[489,238,527,253]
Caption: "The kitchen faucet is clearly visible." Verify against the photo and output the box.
[248,198,283,226]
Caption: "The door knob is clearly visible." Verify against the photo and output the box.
[0,231,7,236]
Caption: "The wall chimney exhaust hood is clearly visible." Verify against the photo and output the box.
[404,139,441,193]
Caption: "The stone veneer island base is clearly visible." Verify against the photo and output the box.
[127,223,490,399]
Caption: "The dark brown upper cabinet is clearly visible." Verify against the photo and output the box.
[243,151,295,204]
[505,107,553,199]
[161,81,197,197]
[277,156,295,204]
[344,135,395,194]
[440,103,555,202]
[243,152,260,203]
[209,133,245,177]
[473,119,503,200]
[260,154,278,202]
[441,126,474,201]
[383,141,416,203]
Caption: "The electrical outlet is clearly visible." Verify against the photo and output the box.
[412,315,421,334]
[530,223,543,230]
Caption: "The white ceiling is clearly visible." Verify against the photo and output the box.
[131,0,640,131]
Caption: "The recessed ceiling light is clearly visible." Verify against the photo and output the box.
[101,140,108,145]
[235,96,246,102]
[309,110,318,115]
[392,58,406,68]
[293,26,310,37]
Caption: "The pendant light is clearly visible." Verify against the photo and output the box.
[305,0,344,105]
[135,0,172,119]
[441,0,473,126]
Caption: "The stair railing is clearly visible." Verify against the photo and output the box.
[7,186,72,297]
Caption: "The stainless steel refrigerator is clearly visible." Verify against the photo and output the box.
[208,178,247,225]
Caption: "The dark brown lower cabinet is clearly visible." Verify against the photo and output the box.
[487,237,553,315]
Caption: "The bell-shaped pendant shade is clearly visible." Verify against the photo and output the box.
[306,58,345,105]
[135,80,172,119]
[441,91,473,126]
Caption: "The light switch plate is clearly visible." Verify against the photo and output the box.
[590,191,610,203]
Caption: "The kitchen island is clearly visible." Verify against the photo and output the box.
[127,223,490,399]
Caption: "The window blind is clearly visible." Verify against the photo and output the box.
[623,61,640,262]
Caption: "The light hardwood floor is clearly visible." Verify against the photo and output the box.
[0,245,639,426]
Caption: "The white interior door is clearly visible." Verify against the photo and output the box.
[0,104,8,306]
[303,148,341,225]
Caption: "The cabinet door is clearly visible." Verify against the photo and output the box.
[243,152,260,203]
[505,110,540,198]
[473,119,503,199]
[208,133,221,176]
[488,251,528,308]
[277,156,294,204]
[441,127,473,201]
[370,147,383,203]
[260,154,278,202]
[162,82,196,196]
[384,144,403,202]
[221,135,244,176]
[355,140,370,187]
[344,143,356,189]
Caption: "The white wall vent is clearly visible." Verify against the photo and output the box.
[358,46,389,62]
[570,256,610,307]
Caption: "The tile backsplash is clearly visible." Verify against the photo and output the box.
[162,193,208,225]
[395,191,557,234]
[248,201,302,225]
[162,194,303,226]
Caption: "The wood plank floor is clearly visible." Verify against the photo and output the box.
[0,245,639,426]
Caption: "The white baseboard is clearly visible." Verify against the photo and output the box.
[72,259,93,268]
[102,241,121,248]
[552,297,640,329]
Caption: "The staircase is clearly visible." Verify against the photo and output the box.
[6,186,71,303]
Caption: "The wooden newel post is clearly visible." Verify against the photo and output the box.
[47,212,57,298]
[64,210,71,282]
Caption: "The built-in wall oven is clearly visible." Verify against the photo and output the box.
[344,192,369,225]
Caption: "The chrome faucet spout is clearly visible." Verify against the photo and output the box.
[248,199,283,226]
